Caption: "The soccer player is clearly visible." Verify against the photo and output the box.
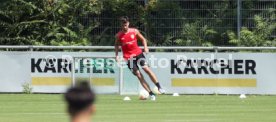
[64,82,96,122]
[115,16,165,101]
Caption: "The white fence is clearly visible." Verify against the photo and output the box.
[1,46,276,94]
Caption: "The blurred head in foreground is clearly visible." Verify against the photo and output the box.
[64,82,96,122]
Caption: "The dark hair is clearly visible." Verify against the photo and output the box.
[64,81,95,117]
[119,16,129,23]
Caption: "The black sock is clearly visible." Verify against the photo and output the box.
[149,91,155,96]
[155,82,161,89]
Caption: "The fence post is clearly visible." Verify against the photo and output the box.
[71,57,76,87]
[214,46,218,53]
[29,45,33,52]
[237,0,242,40]
[119,56,124,95]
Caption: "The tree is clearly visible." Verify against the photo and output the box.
[228,15,276,46]
[0,0,103,45]
[91,0,145,46]
[145,0,183,46]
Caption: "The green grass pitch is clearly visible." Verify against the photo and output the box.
[0,94,276,122]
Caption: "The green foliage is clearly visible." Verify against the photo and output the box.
[228,15,276,46]
[91,0,144,46]
[175,23,216,46]
[0,0,275,46]
[22,82,32,94]
[145,0,183,45]
[0,0,102,45]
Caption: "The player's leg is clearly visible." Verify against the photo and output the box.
[128,59,156,100]
[133,70,156,100]
[142,66,158,84]
[137,54,166,94]
[133,70,151,93]
[142,66,165,94]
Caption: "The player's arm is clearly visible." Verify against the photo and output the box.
[136,29,149,53]
[115,35,120,62]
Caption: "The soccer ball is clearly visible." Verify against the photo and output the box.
[139,89,149,100]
